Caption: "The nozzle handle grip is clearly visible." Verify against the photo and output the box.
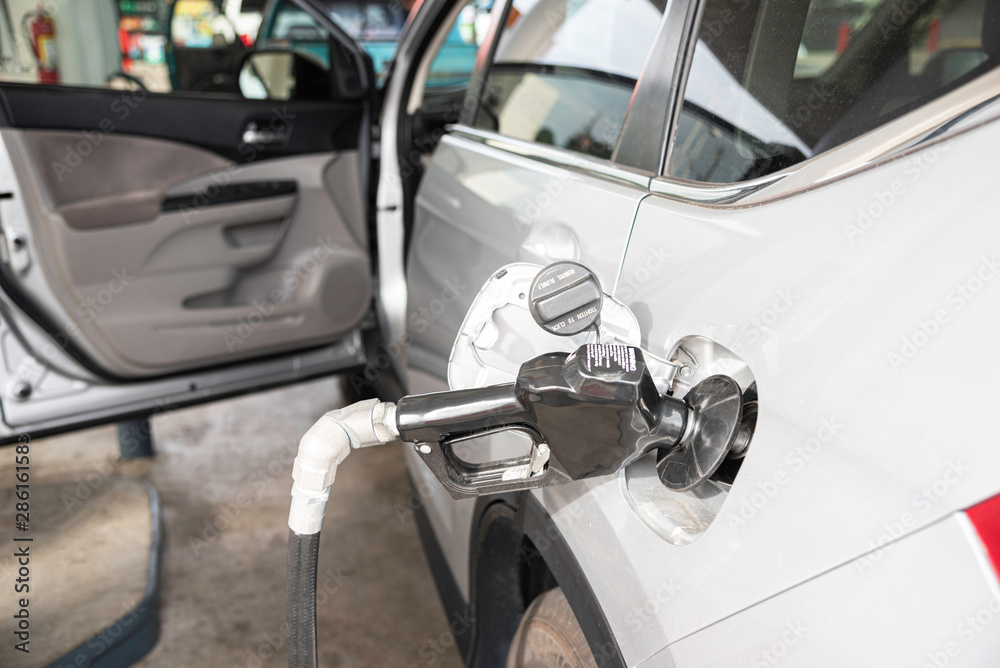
[396,383,530,444]
[397,384,567,499]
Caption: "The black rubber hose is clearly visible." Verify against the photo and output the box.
[287,530,321,668]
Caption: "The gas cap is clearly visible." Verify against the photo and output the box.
[528,261,603,336]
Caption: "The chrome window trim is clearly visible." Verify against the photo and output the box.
[652,67,1000,208]
[447,125,653,189]
[458,0,690,175]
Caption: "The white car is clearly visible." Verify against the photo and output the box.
[1,0,999,666]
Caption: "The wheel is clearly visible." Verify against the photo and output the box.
[506,588,598,668]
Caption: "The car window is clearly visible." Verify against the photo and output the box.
[268,4,329,41]
[421,0,493,91]
[667,0,999,184]
[272,0,410,77]
[258,0,334,71]
[473,0,667,160]
[0,0,262,94]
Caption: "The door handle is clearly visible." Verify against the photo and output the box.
[242,122,289,146]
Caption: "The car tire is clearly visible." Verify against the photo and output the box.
[506,588,598,668]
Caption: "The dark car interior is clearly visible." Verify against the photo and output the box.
[669,0,999,183]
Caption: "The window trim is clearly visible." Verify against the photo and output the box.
[654,0,1000,207]
[651,67,1000,207]
[447,123,653,188]
[458,0,681,175]
[296,0,375,92]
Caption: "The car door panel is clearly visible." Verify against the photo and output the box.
[0,4,375,437]
[24,130,233,229]
[2,127,370,378]
[405,130,649,379]
[405,129,650,599]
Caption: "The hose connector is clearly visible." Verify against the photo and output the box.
[288,399,398,535]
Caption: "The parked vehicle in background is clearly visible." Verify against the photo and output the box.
[0,0,998,666]
[256,0,486,82]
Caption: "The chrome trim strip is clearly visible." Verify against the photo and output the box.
[649,172,787,205]
[447,125,653,189]
[652,66,1000,207]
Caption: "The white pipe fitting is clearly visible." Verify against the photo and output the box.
[288,399,399,535]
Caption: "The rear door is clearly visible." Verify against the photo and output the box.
[0,0,377,440]
[390,0,682,619]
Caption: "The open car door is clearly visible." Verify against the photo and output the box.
[0,0,378,441]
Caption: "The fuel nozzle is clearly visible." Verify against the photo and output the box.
[286,262,747,668]
[286,343,744,668]
[397,342,744,498]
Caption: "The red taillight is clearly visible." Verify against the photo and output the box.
[967,494,1000,577]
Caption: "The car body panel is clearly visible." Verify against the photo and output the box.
[553,115,1000,663]
[652,513,1000,667]
[402,126,651,607]
[403,100,1000,665]
[405,131,649,379]
[1,0,998,663]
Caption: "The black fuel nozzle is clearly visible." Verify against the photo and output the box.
[397,343,743,498]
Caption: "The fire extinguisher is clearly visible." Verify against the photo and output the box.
[22,5,58,84]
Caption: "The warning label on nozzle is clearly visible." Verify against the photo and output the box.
[585,344,637,374]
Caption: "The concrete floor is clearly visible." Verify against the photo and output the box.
[16,377,464,667]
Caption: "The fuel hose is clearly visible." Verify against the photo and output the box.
[286,400,399,668]
[287,530,321,668]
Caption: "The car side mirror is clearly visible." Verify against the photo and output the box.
[238,50,331,101]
